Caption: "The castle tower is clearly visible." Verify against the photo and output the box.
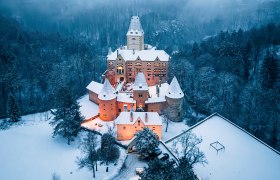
[127,16,144,51]
[165,77,184,122]
[98,79,117,121]
[133,73,149,110]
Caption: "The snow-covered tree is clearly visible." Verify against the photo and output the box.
[100,133,120,164]
[77,132,99,178]
[50,86,84,144]
[135,127,159,157]
[6,94,21,122]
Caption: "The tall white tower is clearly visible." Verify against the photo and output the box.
[127,16,144,51]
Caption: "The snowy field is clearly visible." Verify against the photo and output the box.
[166,114,280,180]
[0,112,126,180]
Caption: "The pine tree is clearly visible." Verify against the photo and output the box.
[50,87,84,144]
[6,94,21,122]
[99,133,120,164]
[191,42,200,59]
[135,127,159,157]
[260,50,279,89]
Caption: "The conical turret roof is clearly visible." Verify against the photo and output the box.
[98,79,117,101]
[166,76,184,99]
[133,72,148,90]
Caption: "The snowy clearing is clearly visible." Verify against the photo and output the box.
[0,112,126,180]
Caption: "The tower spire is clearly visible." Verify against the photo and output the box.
[126,16,144,51]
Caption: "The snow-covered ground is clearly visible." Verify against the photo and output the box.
[162,118,189,142]
[0,112,126,180]
[81,117,117,135]
[166,114,280,180]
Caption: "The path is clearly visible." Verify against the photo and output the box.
[113,154,147,180]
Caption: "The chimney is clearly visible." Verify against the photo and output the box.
[130,112,133,122]
[117,50,119,56]
[145,113,148,123]
[156,85,159,97]
[133,49,135,55]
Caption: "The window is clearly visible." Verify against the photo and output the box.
[119,109,121,112]
[123,126,126,130]
[178,112,181,117]
[148,78,150,81]
[139,94,143,98]
[138,120,140,126]
[132,38,136,40]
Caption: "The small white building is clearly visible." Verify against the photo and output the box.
[166,113,280,179]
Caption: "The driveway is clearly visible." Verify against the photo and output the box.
[113,153,147,180]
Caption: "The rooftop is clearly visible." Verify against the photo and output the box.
[107,46,169,62]
[98,79,117,101]
[116,112,162,126]
[127,16,144,36]
[165,77,184,99]
[86,81,103,95]
[133,73,148,91]
[166,114,280,179]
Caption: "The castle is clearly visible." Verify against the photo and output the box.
[86,16,184,140]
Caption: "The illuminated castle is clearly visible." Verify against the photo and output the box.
[86,16,184,140]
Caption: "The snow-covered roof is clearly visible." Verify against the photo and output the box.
[98,79,117,101]
[78,95,99,119]
[165,77,184,99]
[107,47,169,62]
[117,93,135,103]
[166,113,280,180]
[133,73,148,91]
[148,83,169,98]
[126,16,144,36]
[145,96,166,104]
[116,112,162,126]
[86,81,103,95]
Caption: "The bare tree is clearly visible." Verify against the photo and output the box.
[77,132,99,178]
[161,111,170,132]
[171,132,207,167]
